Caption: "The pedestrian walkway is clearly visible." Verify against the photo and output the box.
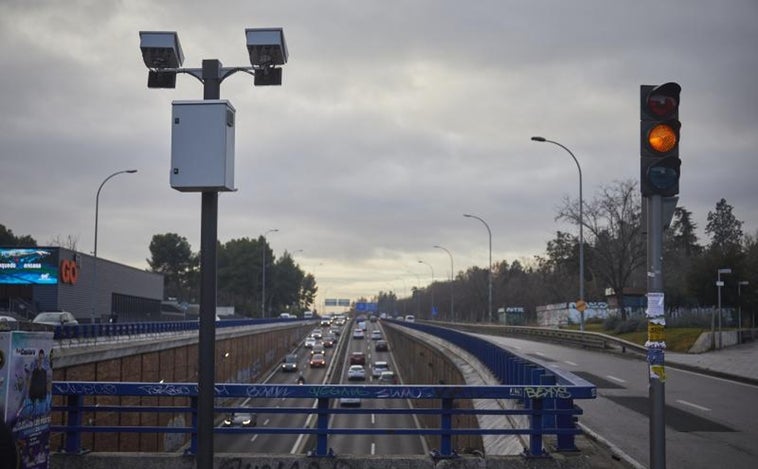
[666,338,758,385]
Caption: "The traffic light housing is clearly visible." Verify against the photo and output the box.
[640,82,681,197]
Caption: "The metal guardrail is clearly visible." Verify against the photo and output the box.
[51,319,597,458]
[51,317,301,340]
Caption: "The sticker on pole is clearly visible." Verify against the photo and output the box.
[646,292,664,318]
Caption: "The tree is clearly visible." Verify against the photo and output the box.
[663,207,702,307]
[270,251,305,313]
[558,179,645,320]
[147,233,197,301]
[0,224,36,246]
[47,234,79,251]
[706,198,743,256]
[217,237,263,316]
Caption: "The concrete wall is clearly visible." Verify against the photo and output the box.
[51,322,313,452]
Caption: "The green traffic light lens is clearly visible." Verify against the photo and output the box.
[647,124,678,153]
[648,166,678,189]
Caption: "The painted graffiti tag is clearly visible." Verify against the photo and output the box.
[308,386,370,399]
[523,386,571,399]
[53,382,118,395]
[138,384,191,396]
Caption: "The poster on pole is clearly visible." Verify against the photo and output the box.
[1,330,54,469]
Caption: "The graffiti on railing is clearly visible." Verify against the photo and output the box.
[53,382,118,395]
[138,384,192,396]
[245,385,293,399]
[308,386,371,399]
[520,386,572,399]
[376,387,426,399]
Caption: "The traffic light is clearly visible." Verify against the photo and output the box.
[640,82,681,197]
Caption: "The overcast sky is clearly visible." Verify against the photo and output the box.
[1,0,756,310]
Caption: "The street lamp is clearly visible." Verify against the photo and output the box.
[261,228,279,317]
[418,260,435,318]
[140,27,288,469]
[738,280,749,344]
[92,169,137,323]
[463,213,492,322]
[531,136,585,331]
[715,268,732,349]
[434,245,454,322]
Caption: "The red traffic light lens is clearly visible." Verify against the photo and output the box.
[647,94,678,117]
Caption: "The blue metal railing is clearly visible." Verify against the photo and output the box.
[52,381,594,458]
[50,318,597,457]
[52,317,300,340]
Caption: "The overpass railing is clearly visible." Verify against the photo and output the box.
[52,380,595,458]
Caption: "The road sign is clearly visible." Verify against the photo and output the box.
[575,300,587,312]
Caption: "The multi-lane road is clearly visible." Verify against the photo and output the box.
[215,318,426,455]
[474,333,758,469]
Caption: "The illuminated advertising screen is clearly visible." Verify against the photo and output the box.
[0,248,58,284]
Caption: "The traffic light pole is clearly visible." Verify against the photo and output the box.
[647,195,666,469]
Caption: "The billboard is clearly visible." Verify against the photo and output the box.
[0,248,58,285]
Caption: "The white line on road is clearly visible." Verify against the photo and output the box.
[250,434,259,443]
[607,375,627,383]
[371,413,376,425]
[263,418,270,426]
[676,399,711,412]
[564,360,578,366]
[371,442,376,455]
[534,351,547,357]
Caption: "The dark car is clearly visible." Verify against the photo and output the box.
[374,340,388,352]
[281,353,298,372]
[310,353,326,368]
[223,412,257,427]
[349,352,366,365]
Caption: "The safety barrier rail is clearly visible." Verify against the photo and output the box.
[51,317,301,340]
[52,379,594,458]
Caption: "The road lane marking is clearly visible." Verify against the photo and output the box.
[371,413,376,425]
[250,434,259,443]
[263,418,270,426]
[564,360,578,366]
[371,442,376,455]
[676,399,711,412]
[607,375,626,383]
[534,351,547,357]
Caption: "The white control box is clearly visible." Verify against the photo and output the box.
[170,100,236,192]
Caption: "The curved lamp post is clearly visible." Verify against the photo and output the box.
[434,245,454,321]
[92,169,138,323]
[464,213,492,322]
[261,228,279,317]
[531,136,585,331]
[418,259,435,318]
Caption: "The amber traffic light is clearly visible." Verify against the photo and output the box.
[641,82,681,197]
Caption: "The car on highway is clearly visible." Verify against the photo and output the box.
[376,371,398,384]
[374,340,388,352]
[222,412,257,427]
[349,352,366,365]
[404,315,415,323]
[281,353,298,372]
[352,328,365,339]
[347,365,366,381]
[322,336,335,348]
[32,311,78,326]
[371,361,390,379]
[310,344,325,356]
[370,330,382,340]
[339,396,361,407]
[304,337,317,348]
[309,353,326,368]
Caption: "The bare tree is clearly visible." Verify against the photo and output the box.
[557,179,645,320]
[47,234,79,251]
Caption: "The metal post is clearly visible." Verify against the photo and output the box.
[196,58,221,469]
[434,245,454,321]
[646,195,666,469]
[464,214,493,322]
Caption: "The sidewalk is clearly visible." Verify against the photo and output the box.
[665,338,758,385]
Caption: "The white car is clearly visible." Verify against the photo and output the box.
[347,365,366,381]
[222,412,257,427]
[370,330,382,340]
[304,337,317,348]
[339,396,361,407]
[33,311,78,326]
[352,328,365,339]
[371,361,390,378]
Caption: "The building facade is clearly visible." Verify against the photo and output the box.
[0,247,163,323]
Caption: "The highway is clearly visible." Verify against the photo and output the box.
[473,333,758,469]
[215,318,426,455]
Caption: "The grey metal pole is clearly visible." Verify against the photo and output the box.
[647,195,666,469]
[92,169,137,323]
[464,214,492,322]
[738,281,748,344]
[197,58,221,469]
[261,229,278,317]
[531,137,585,331]
[434,245,454,322]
